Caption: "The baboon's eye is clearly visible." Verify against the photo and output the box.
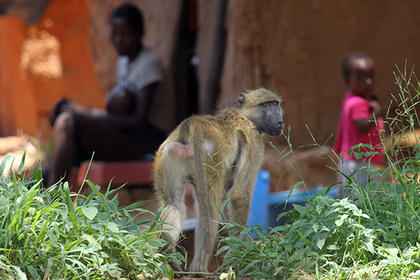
[262,102,268,107]
[272,101,279,106]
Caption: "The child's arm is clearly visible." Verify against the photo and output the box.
[353,100,382,133]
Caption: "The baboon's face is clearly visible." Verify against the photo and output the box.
[251,100,284,136]
[235,90,284,137]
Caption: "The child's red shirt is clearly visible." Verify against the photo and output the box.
[333,91,385,163]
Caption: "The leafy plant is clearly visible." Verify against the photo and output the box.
[216,65,420,279]
[0,154,182,279]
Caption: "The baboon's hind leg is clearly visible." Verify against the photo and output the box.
[189,184,223,273]
[155,155,189,270]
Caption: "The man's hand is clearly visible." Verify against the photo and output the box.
[62,102,87,114]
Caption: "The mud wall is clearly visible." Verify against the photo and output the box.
[220,0,420,147]
[1,0,420,150]
[0,0,105,139]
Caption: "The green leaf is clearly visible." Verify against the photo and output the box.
[158,263,174,278]
[62,182,79,233]
[354,152,364,160]
[0,195,9,205]
[26,265,40,280]
[17,151,26,176]
[87,181,110,219]
[0,154,12,174]
[316,237,326,250]
[106,200,118,214]
[285,181,304,203]
[335,219,344,226]
[106,222,119,233]
[81,206,98,220]
[327,244,338,250]
[123,200,151,210]
[0,272,14,280]
[335,214,348,226]
[366,241,375,254]
[293,204,306,215]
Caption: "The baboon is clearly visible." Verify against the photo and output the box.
[153,88,284,273]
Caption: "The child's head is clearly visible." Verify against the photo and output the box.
[342,52,375,98]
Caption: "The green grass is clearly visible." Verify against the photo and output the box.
[0,154,183,279]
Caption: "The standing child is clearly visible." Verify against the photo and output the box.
[333,52,385,185]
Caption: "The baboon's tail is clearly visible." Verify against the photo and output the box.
[191,124,207,191]
[177,119,192,143]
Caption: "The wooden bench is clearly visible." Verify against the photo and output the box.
[68,165,278,233]
[69,160,154,190]
[68,159,199,231]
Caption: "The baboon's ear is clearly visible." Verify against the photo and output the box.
[235,93,246,109]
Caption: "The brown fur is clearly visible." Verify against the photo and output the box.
[153,88,284,273]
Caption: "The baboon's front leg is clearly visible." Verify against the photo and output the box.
[226,149,262,233]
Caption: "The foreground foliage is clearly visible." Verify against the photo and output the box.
[0,156,181,279]
[3,66,420,280]
[216,67,420,279]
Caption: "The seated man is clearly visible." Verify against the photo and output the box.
[46,3,176,187]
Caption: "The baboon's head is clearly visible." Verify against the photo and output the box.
[235,88,284,136]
